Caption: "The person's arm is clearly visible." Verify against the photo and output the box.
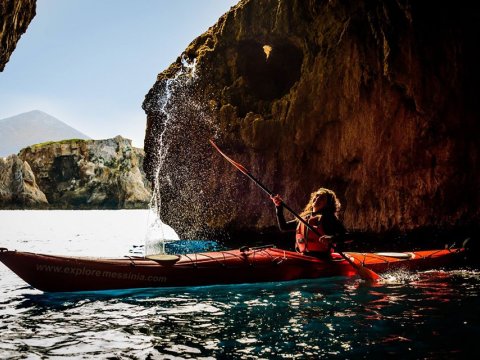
[320,216,347,242]
[271,194,296,231]
[275,204,297,232]
[335,219,347,236]
[328,219,348,247]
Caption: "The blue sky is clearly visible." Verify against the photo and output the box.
[0,0,238,147]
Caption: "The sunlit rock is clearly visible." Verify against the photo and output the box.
[18,136,152,209]
[0,154,48,207]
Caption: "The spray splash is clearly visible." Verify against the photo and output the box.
[379,269,420,284]
[144,55,222,255]
[144,56,197,255]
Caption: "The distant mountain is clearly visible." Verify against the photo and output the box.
[0,110,91,157]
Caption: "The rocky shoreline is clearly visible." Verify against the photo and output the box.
[0,136,152,209]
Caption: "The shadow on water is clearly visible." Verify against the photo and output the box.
[20,275,348,307]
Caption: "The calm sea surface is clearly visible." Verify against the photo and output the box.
[0,210,479,359]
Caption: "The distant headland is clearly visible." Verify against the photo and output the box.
[0,134,151,209]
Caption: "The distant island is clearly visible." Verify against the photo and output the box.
[0,110,151,209]
[0,110,91,157]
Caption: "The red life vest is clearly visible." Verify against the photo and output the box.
[295,215,330,253]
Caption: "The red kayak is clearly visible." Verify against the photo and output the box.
[0,246,466,292]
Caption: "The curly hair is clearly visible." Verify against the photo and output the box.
[299,187,341,218]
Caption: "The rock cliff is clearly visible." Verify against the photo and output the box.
[0,154,48,207]
[17,136,152,209]
[143,0,479,241]
[0,0,36,71]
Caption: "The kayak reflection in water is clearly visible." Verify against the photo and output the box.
[271,187,346,258]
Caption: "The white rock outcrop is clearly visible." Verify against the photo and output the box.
[0,154,48,207]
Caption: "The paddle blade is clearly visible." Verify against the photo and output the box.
[209,139,249,175]
[356,265,382,282]
[341,251,382,282]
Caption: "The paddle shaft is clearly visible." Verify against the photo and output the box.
[210,140,380,281]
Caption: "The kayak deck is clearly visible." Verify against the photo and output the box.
[0,246,465,292]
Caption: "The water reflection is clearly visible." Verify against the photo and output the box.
[1,270,479,358]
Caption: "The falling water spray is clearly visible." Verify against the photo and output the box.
[144,56,215,255]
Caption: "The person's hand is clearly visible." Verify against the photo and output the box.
[319,235,333,243]
[270,194,283,207]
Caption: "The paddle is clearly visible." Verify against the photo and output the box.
[209,139,381,282]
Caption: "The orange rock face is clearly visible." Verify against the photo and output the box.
[143,0,479,240]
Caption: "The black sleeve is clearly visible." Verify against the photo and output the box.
[331,218,347,242]
[275,205,297,232]
[336,219,347,236]
[321,215,347,239]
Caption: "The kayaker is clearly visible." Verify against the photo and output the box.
[271,188,346,257]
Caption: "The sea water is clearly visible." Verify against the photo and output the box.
[0,210,479,359]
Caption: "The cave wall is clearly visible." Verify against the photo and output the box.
[143,0,479,240]
[0,0,36,71]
